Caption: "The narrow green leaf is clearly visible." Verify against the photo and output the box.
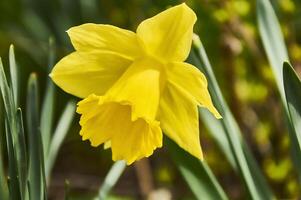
[27,181,31,200]
[283,62,301,143]
[257,0,301,182]
[46,101,76,180]
[26,73,44,200]
[257,0,288,98]
[0,125,9,200]
[41,38,56,156]
[283,62,301,161]
[5,120,21,200]
[167,139,228,200]
[190,36,274,200]
[0,92,8,200]
[16,109,27,199]
[9,45,18,108]
[41,82,55,157]
[0,58,26,199]
[0,58,15,130]
[97,161,126,200]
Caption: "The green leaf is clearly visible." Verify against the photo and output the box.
[40,38,56,156]
[41,81,55,157]
[166,139,228,200]
[0,59,18,200]
[0,97,8,200]
[283,62,301,164]
[0,58,26,199]
[5,120,21,200]
[16,108,28,199]
[96,161,126,200]
[0,132,8,200]
[46,100,76,179]
[9,45,19,108]
[257,0,288,98]
[190,36,274,200]
[257,0,301,182]
[283,62,301,144]
[0,58,15,137]
[26,73,45,200]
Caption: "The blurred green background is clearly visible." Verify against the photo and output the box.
[0,0,301,199]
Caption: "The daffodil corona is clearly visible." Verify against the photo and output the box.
[50,3,221,164]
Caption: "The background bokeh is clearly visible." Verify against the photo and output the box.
[0,0,301,199]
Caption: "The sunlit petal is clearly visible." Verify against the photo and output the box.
[158,83,203,159]
[50,51,132,98]
[166,62,221,118]
[104,58,164,120]
[77,94,110,143]
[77,94,162,165]
[110,108,162,165]
[68,23,142,59]
[137,3,196,62]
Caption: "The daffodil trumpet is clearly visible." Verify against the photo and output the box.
[50,3,221,165]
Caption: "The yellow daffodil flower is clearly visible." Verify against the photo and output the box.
[50,3,221,165]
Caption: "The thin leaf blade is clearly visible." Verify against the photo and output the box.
[97,161,126,200]
[40,80,55,156]
[0,95,8,200]
[41,37,56,155]
[46,100,76,179]
[257,0,289,98]
[283,62,301,155]
[0,58,26,199]
[167,139,228,200]
[16,109,27,198]
[5,120,21,200]
[26,73,45,200]
[9,45,18,108]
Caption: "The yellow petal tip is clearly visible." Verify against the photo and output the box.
[66,27,73,34]
[195,150,203,161]
[216,114,223,119]
[213,110,222,119]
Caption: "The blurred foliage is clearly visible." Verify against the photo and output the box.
[0,0,301,199]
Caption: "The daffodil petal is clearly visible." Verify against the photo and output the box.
[137,3,196,62]
[111,115,162,165]
[77,94,162,165]
[67,23,142,59]
[158,83,203,160]
[166,62,221,119]
[104,58,163,120]
[50,51,132,98]
[77,94,111,143]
